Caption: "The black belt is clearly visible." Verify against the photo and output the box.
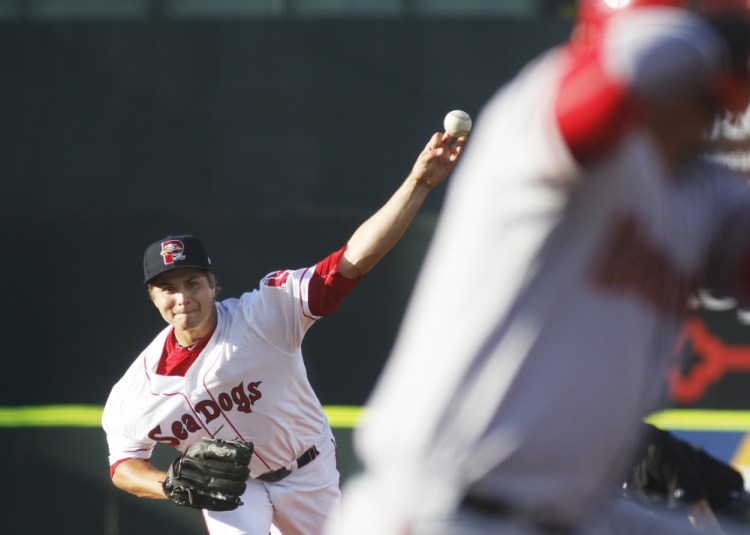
[257,446,320,483]
[461,494,573,534]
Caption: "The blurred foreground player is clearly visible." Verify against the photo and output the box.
[328,1,750,534]
[101,131,464,535]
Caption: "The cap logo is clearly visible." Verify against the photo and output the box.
[160,240,186,265]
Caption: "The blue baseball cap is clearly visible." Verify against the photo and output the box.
[143,235,213,284]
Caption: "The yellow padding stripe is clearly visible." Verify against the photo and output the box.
[0,404,365,429]
[646,409,750,431]
[322,405,364,428]
[0,406,747,431]
[0,405,103,427]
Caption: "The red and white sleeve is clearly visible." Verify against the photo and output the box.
[306,245,362,317]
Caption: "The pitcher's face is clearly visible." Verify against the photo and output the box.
[149,268,216,339]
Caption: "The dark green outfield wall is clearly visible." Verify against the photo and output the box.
[0,17,570,409]
[1,16,571,534]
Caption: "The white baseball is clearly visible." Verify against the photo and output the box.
[443,110,472,137]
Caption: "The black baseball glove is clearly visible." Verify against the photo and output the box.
[162,438,253,511]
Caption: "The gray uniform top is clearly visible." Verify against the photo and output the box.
[333,8,750,535]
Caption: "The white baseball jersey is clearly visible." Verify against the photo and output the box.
[103,247,358,533]
[330,9,750,535]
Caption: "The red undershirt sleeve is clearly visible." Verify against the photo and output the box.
[555,47,642,164]
[110,458,131,478]
[307,245,362,317]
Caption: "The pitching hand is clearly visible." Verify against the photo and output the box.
[410,132,465,190]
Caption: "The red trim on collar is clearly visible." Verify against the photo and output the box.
[156,325,216,377]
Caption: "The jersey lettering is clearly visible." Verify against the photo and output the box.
[247,381,262,403]
[218,392,233,411]
[231,382,252,412]
[147,425,181,447]
[195,399,222,423]
[147,380,264,446]
[182,414,201,432]
[592,213,698,317]
[172,420,189,440]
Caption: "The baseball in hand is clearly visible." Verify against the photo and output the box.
[443,110,472,137]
